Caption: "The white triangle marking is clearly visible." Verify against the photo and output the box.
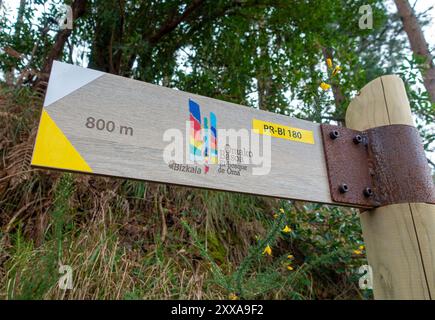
[44,61,104,107]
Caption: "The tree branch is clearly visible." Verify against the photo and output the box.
[148,0,205,45]
[36,0,87,87]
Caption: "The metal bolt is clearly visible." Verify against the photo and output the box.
[329,130,340,139]
[353,134,363,144]
[363,187,373,197]
[339,183,349,193]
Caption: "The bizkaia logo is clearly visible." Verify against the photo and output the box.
[189,99,217,174]
[167,98,217,175]
[163,98,272,176]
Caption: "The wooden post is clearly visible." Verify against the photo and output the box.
[346,75,435,299]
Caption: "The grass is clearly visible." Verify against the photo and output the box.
[0,84,371,300]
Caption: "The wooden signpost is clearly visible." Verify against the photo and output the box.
[31,61,435,299]
[346,76,435,299]
[32,61,333,205]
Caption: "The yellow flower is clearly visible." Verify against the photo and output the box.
[263,245,272,256]
[282,225,292,233]
[287,265,294,271]
[359,245,365,251]
[332,65,342,76]
[320,82,331,91]
[353,249,362,255]
[287,254,294,259]
[228,293,239,300]
[326,58,333,68]
[273,214,279,219]
[279,208,285,214]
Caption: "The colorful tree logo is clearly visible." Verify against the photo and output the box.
[189,99,217,173]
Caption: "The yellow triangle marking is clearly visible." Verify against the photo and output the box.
[32,109,92,172]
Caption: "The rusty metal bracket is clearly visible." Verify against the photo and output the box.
[320,124,435,208]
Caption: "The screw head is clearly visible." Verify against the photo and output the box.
[329,130,340,139]
[363,187,373,197]
[339,183,349,193]
[353,135,363,144]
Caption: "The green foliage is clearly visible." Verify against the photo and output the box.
[180,201,369,300]
[0,159,369,299]
[0,0,430,300]
[4,173,75,299]
[0,0,431,147]
[398,55,435,154]
[50,173,75,260]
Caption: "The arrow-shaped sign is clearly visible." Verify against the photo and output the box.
[31,61,355,207]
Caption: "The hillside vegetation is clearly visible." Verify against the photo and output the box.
[0,86,369,299]
[1,0,434,300]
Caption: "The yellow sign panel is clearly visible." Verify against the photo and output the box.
[252,119,315,144]
[32,109,93,172]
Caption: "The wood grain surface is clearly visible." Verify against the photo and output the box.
[346,75,435,299]
[32,62,336,205]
